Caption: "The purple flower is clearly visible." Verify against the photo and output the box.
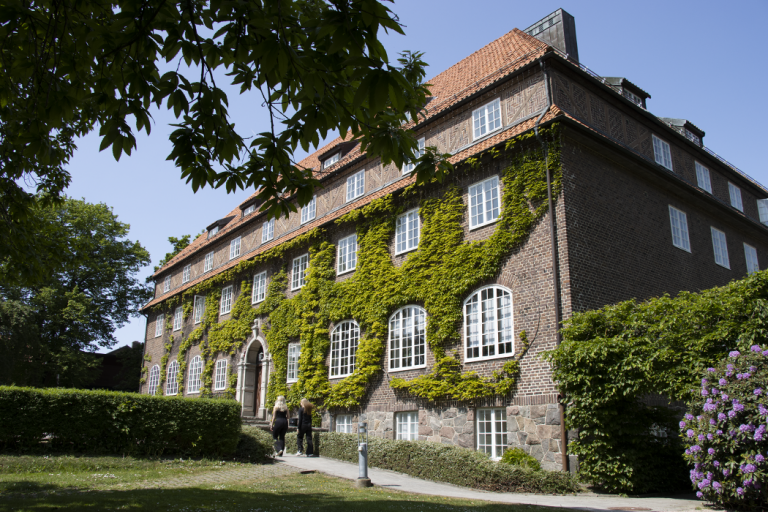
[734,403,745,412]
[757,454,765,463]
[750,366,757,372]
[752,345,762,352]
[708,448,715,455]
[719,378,727,386]
[680,420,687,428]
[743,373,752,379]
[756,431,764,442]
[722,394,729,400]
[698,434,706,441]
[691,445,702,452]
[763,350,768,356]
[707,433,714,440]
[685,448,691,455]
[730,351,741,358]
[756,388,764,396]
[726,371,734,377]
[696,491,703,498]
[740,424,752,433]
[708,367,717,372]
[703,403,716,412]
[729,410,737,418]
[737,487,744,496]
[728,364,735,370]
[713,481,722,490]
[716,429,723,435]
[701,388,709,396]
[709,419,716,425]
[718,412,727,421]
[685,413,694,421]
[744,464,757,473]
[687,429,695,438]
[737,373,744,380]
[724,469,731,477]
[714,460,720,467]
[759,405,768,416]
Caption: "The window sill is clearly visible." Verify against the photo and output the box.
[469,218,499,231]
[465,351,517,363]
[290,285,304,292]
[173,328,181,332]
[337,267,356,276]
[214,387,226,392]
[471,125,503,144]
[252,298,265,305]
[715,262,731,270]
[194,320,202,325]
[388,364,427,373]
[346,193,364,203]
[187,391,200,395]
[395,246,418,256]
[329,372,353,380]
[301,218,316,225]
[672,244,692,253]
[287,379,298,384]
[220,310,232,316]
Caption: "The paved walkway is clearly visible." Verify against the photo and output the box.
[276,453,703,512]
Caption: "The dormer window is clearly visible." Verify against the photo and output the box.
[623,89,643,107]
[323,152,340,169]
[683,128,701,147]
[207,225,219,239]
[244,204,255,216]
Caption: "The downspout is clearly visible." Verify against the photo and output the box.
[533,56,569,473]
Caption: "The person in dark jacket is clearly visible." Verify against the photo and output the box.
[295,398,315,457]
[270,395,289,456]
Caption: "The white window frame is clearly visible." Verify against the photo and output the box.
[147,365,160,395]
[214,359,228,391]
[346,170,365,202]
[711,227,730,269]
[330,320,360,378]
[336,414,354,433]
[204,251,214,273]
[395,209,420,254]
[337,234,357,275]
[729,182,744,212]
[652,134,673,171]
[758,199,768,225]
[173,306,183,331]
[182,264,191,284]
[623,89,643,107]
[668,206,691,253]
[301,196,316,224]
[464,285,514,361]
[287,343,300,383]
[187,356,203,394]
[193,295,205,324]
[244,204,256,216]
[262,219,274,243]
[388,306,427,372]
[403,137,426,175]
[252,271,267,304]
[292,253,309,290]
[695,162,712,193]
[208,225,219,238]
[220,285,233,314]
[164,275,171,293]
[472,98,502,140]
[468,176,500,230]
[395,411,419,441]
[477,408,507,460]
[323,152,340,169]
[155,314,164,338]
[165,360,179,396]
[229,236,241,260]
[745,243,759,274]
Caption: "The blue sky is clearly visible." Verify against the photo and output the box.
[64,1,767,351]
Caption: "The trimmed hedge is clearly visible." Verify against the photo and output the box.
[0,386,241,457]
[236,427,275,463]
[288,432,578,494]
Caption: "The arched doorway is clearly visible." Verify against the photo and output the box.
[237,334,270,419]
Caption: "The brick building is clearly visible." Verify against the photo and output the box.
[139,9,768,471]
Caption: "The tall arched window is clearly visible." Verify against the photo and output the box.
[166,360,179,395]
[188,356,203,393]
[330,320,360,378]
[388,306,426,371]
[147,365,160,395]
[464,285,513,360]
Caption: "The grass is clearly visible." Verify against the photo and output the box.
[0,454,573,512]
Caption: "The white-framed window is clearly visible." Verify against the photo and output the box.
[301,196,316,224]
[468,176,500,229]
[229,237,241,260]
[652,134,673,171]
[464,285,514,360]
[403,137,426,175]
[164,275,171,293]
[220,285,233,314]
[155,314,164,338]
[188,356,203,394]
[193,295,205,324]
[395,209,420,254]
[262,219,274,243]
[204,251,214,272]
[684,128,701,146]
[758,199,768,225]
[623,89,643,107]
[323,152,340,169]
[337,234,357,274]
[711,227,730,269]
[208,225,219,238]
[214,359,228,391]
[389,306,426,371]
[745,243,759,274]
[292,253,309,290]
[729,182,743,212]
[346,170,365,202]
[147,365,160,395]
[244,204,256,216]
[395,411,419,441]
[330,320,360,378]
[165,360,179,396]
[695,162,712,193]
[182,264,191,284]
[252,271,267,304]
[173,306,183,331]
[287,343,300,383]
[336,414,354,433]
[668,206,691,252]
[472,98,502,140]
[477,408,507,460]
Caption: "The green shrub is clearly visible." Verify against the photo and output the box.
[236,427,275,463]
[681,346,768,510]
[0,386,240,457]
[500,447,541,470]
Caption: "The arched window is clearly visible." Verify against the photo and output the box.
[188,356,203,393]
[388,306,426,371]
[464,285,513,360]
[147,365,160,395]
[166,360,179,395]
[214,359,228,391]
[330,320,360,378]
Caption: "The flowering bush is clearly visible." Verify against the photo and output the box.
[681,346,768,509]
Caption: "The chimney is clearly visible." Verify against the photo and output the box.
[524,9,579,63]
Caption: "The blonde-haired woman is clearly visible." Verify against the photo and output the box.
[296,398,315,457]
[271,395,289,456]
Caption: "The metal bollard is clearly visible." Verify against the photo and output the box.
[355,421,372,487]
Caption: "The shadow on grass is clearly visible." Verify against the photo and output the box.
[0,480,63,494]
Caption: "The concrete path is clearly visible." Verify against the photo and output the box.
[277,453,703,512]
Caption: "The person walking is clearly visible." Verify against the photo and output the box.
[295,398,315,457]
[271,395,289,457]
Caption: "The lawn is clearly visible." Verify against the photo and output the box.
[0,454,572,511]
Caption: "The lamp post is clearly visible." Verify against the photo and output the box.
[355,421,372,488]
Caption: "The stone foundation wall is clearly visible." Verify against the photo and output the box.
[507,404,562,471]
